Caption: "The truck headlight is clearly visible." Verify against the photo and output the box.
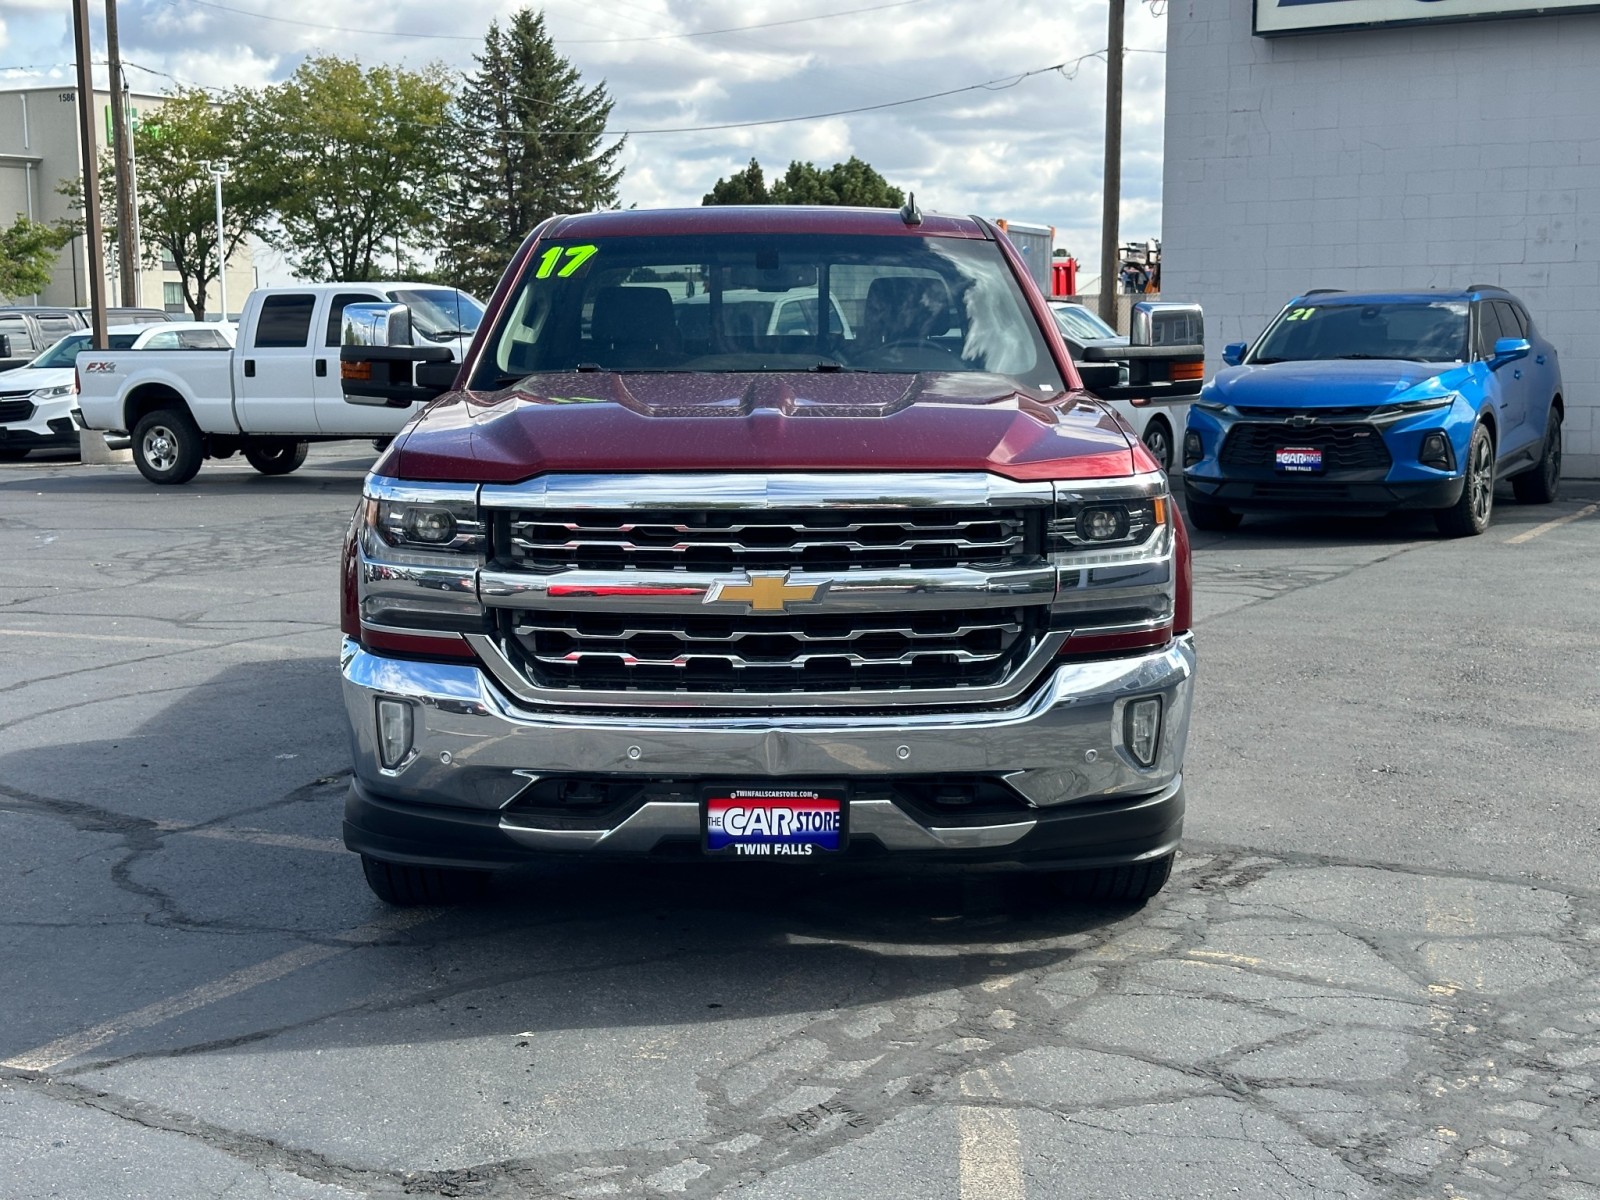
[364,481,483,554]
[1049,474,1176,655]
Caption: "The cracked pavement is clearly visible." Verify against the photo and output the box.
[2,447,1598,1199]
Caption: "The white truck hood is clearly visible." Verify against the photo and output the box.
[0,366,75,394]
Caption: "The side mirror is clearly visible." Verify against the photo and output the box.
[342,303,413,348]
[1081,300,1206,403]
[1222,342,1248,367]
[340,342,456,408]
[1130,301,1204,349]
[1491,336,1531,366]
[0,334,11,359]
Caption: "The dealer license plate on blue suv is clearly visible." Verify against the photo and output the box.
[705,787,844,857]
[1275,446,1323,473]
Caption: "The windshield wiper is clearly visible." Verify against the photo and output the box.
[810,359,849,372]
[1334,353,1422,361]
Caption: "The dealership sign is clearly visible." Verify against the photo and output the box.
[1256,0,1600,35]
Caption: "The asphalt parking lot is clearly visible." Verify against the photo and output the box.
[2,444,1598,1200]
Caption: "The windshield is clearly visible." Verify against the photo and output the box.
[30,332,138,368]
[472,233,1066,391]
[1050,303,1119,342]
[391,289,484,342]
[1250,301,1469,364]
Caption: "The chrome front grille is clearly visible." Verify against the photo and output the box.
[498,507,1034,572]
[502,607,1045,694]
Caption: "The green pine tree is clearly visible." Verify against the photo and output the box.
[438,9,626,295]
[703,157,903,208]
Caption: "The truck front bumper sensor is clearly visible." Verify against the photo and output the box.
[339,634,1195,871]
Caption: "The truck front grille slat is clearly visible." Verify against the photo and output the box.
[1220,423,1392,471]
[502,507,1033,572]
[504,607,1044,694]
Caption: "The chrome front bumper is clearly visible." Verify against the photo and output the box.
[339,634,1194,867]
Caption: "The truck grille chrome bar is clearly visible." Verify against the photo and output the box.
[507,608,1037,691]
[500,508,1033,572]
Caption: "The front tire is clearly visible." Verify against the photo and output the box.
[131,408,204,485]
[1184,493,1243,532]
[360,855,490,906]
[1142,418,1174,473]
[244,440,309,476]
[1056,853,1174,903]
[1511,408,1561,505]
[0,447,28,462]
[1435,422,1495,537]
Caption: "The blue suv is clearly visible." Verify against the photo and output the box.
[1182,287,1563,537]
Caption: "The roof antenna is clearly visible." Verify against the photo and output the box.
[899,192,923,227]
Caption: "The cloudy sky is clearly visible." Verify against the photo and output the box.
[2,0,1169,282]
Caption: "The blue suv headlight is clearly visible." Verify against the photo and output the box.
[1370,394,1457,423]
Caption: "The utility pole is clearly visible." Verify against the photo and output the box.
[106,0,138,306]
[1097,0,1126,330]
[71,0,107,348]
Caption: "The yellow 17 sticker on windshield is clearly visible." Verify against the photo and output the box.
[534,244,599,279]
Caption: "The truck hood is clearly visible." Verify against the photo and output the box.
[384,371,1139,483]
[0,366,72,392]
[1206,359,1464,409]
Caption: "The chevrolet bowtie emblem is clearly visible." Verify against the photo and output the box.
[707,571,825,612]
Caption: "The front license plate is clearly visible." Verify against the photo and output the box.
[705,787,844,857]
[1275,445,1323,473]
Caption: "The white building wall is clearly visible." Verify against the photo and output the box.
[1162,1,1600,476]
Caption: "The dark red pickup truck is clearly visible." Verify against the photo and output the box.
[337,205,1198,906]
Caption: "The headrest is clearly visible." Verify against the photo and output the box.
[590,286,678,348]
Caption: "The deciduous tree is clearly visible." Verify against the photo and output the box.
[0,215,75,300]
[245,56,455,282]
[60,89,262,320]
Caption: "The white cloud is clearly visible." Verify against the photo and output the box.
[4,0,1169,275]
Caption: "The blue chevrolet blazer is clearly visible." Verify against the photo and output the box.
[1182,287,1563,536]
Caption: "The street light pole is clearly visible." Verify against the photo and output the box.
[1098,0,1126,330]
[207,162,229,321]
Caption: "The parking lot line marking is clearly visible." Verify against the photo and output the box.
[959,1070,1024,1200]
[1,911,436,1072]
[1505,502,1600,544]
[153,822,346,854]
[0,628,213,647]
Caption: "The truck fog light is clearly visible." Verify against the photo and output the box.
[376,699,414,769]
[1419,431,1453,470]
[1123,696,1163,768]
[1077,505,1131,542]
[1183,430,1203,467]
[403,506,457,544]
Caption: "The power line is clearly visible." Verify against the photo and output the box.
[159,0,937,44]
[117,47,1118,141]
[489,54,1104,137]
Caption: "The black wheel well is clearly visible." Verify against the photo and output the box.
[124,385,191,434]
[1552,394,1564,420]
[1478,410,1497,448]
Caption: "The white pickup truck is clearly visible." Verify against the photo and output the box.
[76,282,483,484]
